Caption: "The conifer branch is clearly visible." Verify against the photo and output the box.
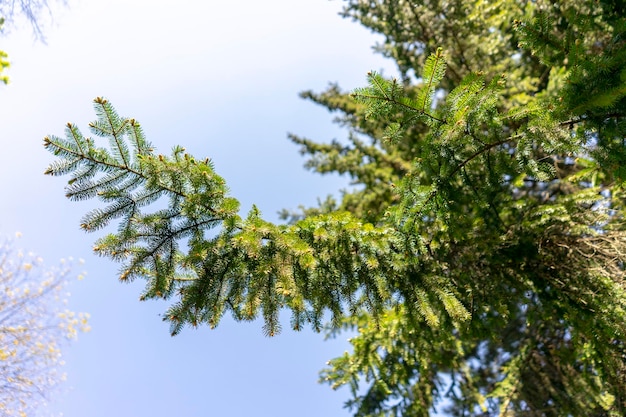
[448,136,518,182]
[419,47,446,112]
[44,134,143,179]
[352,91,447,125]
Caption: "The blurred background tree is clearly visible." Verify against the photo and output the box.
[1,17,9,84]
[0,0,66,40]
[0,235,89,416]
[0,0,68,86]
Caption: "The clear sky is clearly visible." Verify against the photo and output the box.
[0,1,397,416]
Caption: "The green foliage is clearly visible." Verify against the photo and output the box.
[44,98,410,337]
[45,0,626,416]
[0,18,9,85]
[0,49,8,85]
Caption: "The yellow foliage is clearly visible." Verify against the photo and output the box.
[0,235,89,415]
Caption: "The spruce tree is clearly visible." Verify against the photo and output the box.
[44,1,626,415]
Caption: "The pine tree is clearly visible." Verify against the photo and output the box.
[44,1,626,415]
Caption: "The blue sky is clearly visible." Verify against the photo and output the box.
[0,1,397,416]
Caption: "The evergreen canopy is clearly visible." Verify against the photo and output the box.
[45,1,626,415]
